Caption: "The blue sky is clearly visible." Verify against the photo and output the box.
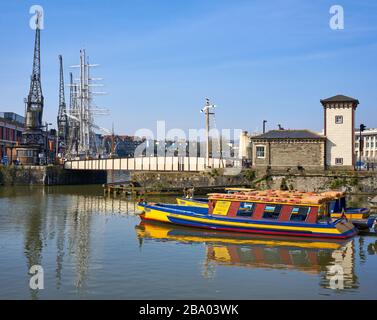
[1,0,377,135]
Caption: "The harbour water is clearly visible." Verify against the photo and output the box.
[0,185,376,300]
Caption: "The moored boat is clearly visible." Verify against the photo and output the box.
[138,191,357,239]
[177,190,376,230]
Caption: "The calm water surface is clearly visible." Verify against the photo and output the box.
[0,185,377,300]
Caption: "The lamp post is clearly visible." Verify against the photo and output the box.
[359,124,366,171]
[201,98,216,168]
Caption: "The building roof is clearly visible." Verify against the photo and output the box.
[250,129,325,140]
[320,95,359,104]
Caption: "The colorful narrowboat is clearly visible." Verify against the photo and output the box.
[176,190,376,230]
[138,191,357,239]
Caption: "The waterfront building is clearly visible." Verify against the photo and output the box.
[0,112,25,162]
[243,95,359,171]
[355,128,377,162]
[250,130,326,171]
[320,95,359,169]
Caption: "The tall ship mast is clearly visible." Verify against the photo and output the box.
[65,49,108,158]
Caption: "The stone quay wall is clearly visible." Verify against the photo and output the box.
[0,165,107,186]
[131,169,377,194]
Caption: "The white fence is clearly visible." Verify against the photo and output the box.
[64,157,242,172]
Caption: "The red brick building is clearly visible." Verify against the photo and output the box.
[0,112,25,162]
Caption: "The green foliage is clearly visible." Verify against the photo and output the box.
[243,169,256,183]
[328,176,359,190]
[207,168,220,178]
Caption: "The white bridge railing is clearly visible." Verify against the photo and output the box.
[64,156,242,172]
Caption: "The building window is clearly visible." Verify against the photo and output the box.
[335,158,343,165]
[290,207,310,222]
[17,150,34,157]
[263,205,282,220]
[355,143,359,148]
[237,202,255,217]
[256,146,265,158]
[335,115,343,124]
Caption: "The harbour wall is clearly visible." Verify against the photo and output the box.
[130,169,377,194]
[0,165,107,186]
[1,165,376,194]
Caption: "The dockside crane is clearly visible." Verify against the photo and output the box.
[57,55,69,157]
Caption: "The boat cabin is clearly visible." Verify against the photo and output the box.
[207,191,344,224]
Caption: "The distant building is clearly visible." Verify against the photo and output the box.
[0,112,25,162]
[250,130,326,170]
[355,128,377,162]
[103,135,145,157]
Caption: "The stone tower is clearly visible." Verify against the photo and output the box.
[321,95,359,169]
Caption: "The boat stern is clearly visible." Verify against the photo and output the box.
[333,218,358,238]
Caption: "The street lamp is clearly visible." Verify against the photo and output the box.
[359,124,366,171]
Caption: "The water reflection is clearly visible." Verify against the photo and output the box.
[367,239,377,255]
[24,192,44,300]
[1,186,376,299]
[0,186,138,299]
[136,221,360,290]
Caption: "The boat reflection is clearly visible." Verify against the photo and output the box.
[136,221,359,290]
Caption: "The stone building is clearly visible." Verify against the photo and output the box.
[250,130,326,171]
[244,95,359,171]
[321,95,358,169]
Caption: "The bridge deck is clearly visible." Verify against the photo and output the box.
[64,157,241,172]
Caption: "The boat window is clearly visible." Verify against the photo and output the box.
[329,198,346,213]
[329,201,336,213]
[289,207,310,222]
[262,205,282,220]
[237,202,255,217]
